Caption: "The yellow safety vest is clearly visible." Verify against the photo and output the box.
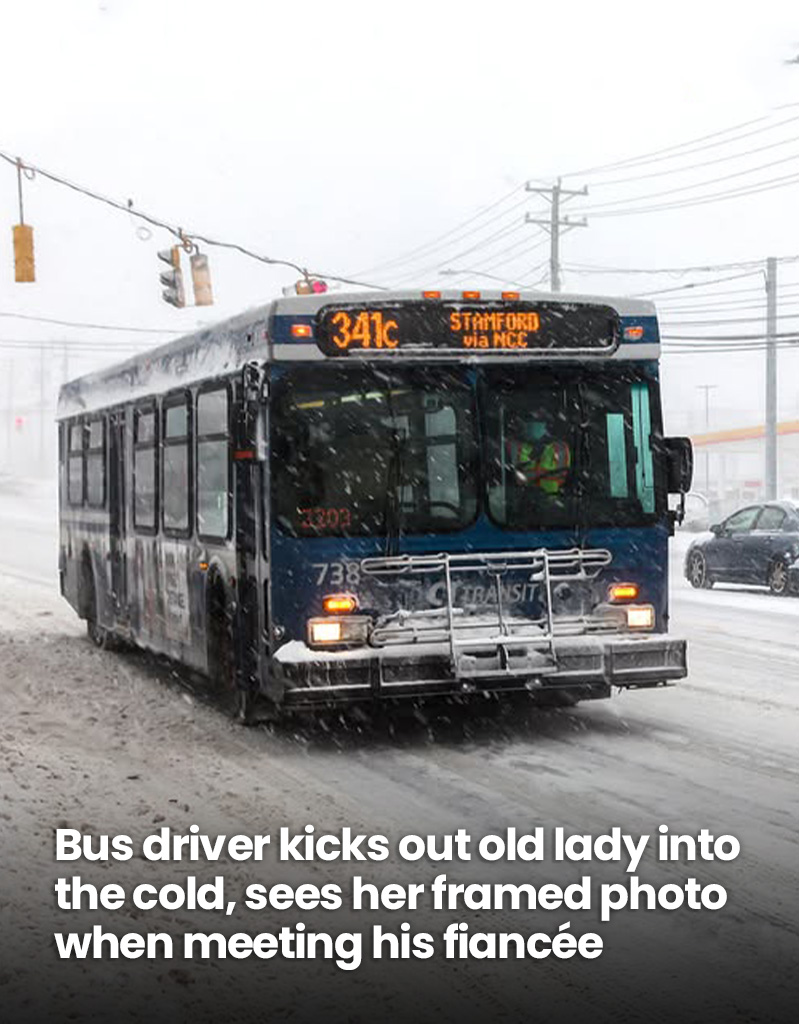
[514,439,572,494]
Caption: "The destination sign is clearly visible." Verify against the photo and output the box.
[314,302,619,356]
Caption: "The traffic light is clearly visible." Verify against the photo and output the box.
[158,246,185,307]
[190,251,213,306]
[293,278,328,295]
[13,224,35,283]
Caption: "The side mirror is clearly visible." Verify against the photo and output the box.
[710,523,722,537]
[663,436,693,494]
[662,436,693,530]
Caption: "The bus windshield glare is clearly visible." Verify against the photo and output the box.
[272,365,660,537]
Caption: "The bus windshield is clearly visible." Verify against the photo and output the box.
[484,366,659,530]
[272,366,479,537]
[272,364,660,537]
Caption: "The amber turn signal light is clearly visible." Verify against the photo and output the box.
[322,593,358,614]
[608,583,639,602]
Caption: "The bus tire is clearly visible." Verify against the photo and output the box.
[206,578,243,716]
[81,557,114,650]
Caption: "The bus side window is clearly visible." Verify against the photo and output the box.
[196,386,229,540]
[85,417,106,508]
[134,405,158,532]
[162,395,191,536]
[68,421,85,506]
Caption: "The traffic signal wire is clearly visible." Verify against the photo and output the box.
[0,149,386,292]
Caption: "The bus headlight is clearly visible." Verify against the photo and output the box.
[308,617,370,649]
[626,605,655,630]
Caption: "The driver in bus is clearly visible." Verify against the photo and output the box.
[506,417,572,496]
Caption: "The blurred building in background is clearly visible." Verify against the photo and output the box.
[691,419,799,523]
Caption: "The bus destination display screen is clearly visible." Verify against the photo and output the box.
[315,302,619,356]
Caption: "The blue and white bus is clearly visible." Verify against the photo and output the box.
[57,288,692,717]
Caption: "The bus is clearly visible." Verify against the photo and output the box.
[57,288,693,718]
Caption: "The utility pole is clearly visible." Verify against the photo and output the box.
[525,178,588,292]
[696,384,718,497]
[765,256,777,499]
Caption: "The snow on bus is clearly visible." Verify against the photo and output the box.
[56,288,693,719]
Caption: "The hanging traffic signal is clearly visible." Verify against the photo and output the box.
[13,224,35,283]
[190,251,213,306]
[294,278,328,295]
[158,246,185,307]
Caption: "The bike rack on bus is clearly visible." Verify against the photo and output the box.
[361,547,612,679]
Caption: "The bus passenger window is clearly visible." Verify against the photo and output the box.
[85,418,105,508]
[134,407,157,531]
[68,422,85,506]
[163,397,191,534]
[197,388,229,539]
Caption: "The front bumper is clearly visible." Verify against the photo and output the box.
[269,634,687,707]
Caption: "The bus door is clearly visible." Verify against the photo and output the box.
[234,363,269,692]
[108,410,127,620]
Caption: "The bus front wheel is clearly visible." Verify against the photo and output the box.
[206,581,254,721]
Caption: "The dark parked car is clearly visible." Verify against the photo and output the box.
[684,500,799,595]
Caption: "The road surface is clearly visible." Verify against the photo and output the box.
[1,482,797,1022]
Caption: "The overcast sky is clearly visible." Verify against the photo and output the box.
[1,0,798,434]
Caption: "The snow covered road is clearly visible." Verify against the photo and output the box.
[1,502,798,1022]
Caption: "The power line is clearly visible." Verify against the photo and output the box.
[657,298,799,315]
[588,131,799,188]
[0,311,182,333]
[654,293,799,313]
[365,110,799,284]
[0,340,141,353]
[564,109,799,178]
[662,311,799,327]
[563,255,799,275]
[578,150,799,211]
[572,169,799,219]
[350,186,528,278]
[663,343,799,354]
[663,329,799,341]
[631,271,763,297]
[473,234,549,274]
[654,283,799,307]
[0,148,384,291]
[386,218,536,286]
